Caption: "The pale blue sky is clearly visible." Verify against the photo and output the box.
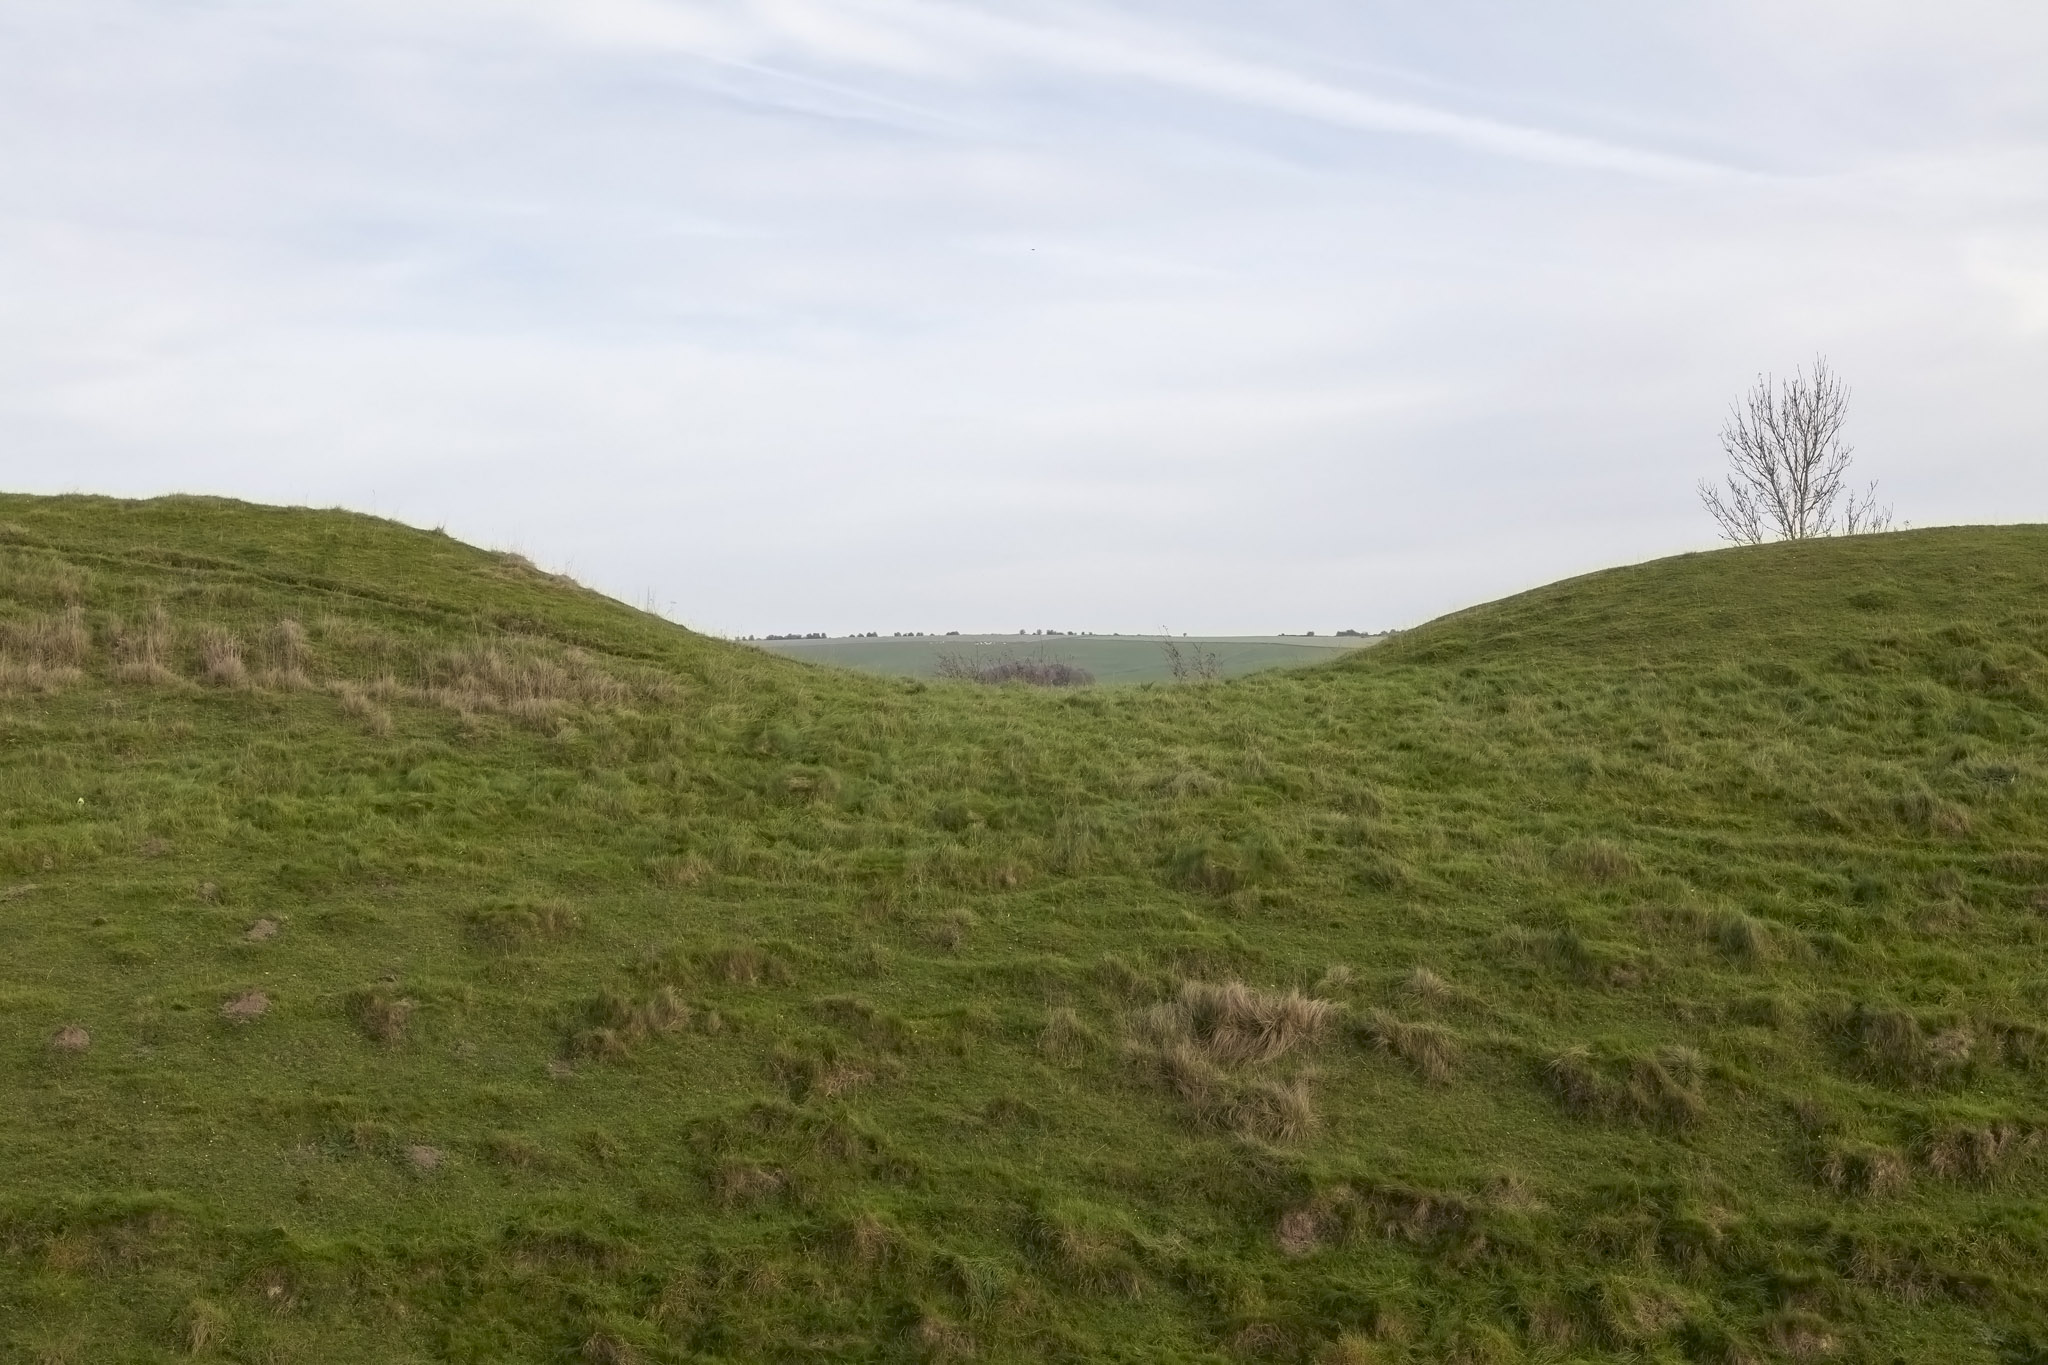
[5,1,2045,634]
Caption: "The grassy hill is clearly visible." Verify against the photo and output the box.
[3,493,2047,1364]
[748,634,1377,685]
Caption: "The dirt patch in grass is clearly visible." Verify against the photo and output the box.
[220,989,270,1021]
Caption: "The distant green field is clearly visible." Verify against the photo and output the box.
[749,632,1380,683]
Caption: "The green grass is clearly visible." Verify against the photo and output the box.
[2,492,2047,1363]
[748,634,1376,684]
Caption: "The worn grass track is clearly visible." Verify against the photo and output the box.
[2,493,2046,1363]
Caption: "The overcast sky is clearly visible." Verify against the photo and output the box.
[4,2,2045,635]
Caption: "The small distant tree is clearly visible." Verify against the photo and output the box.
[1159,633,1219,683]
[1699,357,1892,544]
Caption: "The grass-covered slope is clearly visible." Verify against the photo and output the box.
[3,494,2047,1364]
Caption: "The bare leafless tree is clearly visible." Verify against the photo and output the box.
[1699,357,1892,544]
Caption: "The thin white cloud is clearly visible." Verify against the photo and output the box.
[862,0,1741,179]
[472,0,1742,178]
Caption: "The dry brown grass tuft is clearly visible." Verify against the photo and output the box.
[1545,1046,1704,1129]
[0,605,89,665]
[1025,1210,1146,1298]
[1275,1204,1326,1258]
[347,987,416,1045]
[110,605,180,686]
[1815,1140,1910,1197]
[263,618,312,687]
[1920,1121,2040,1181]
[180,1298,229,1355]
[1227,1324,1296,1360]
[1707,908,1777,963]
[196,627,248,687]
[406,1144,443,1172]
[1124,979,1333,1142]
[0,606,90,693]
[1129,1041,1320,1142]
[914,1312,977,1361]
[1037,1006,1097,1066]
[243,918,279,942]
[1403,965,1454,1004]
[1314,1332,1387,1365]
[332,682,394,736]
[1315,964,1355,993]
[1357,1009,1458,1084]
[412,640,655,720]
[713,1160,787,1208]
[581,1330,638,1365]
[1763,1312,1839,1361]
[220,989,270,1022]
[922,908,977,952]
[1555,837,1637,883]
[0,657,83,694]
[571,986,692,1059]
[1229,1074,1320,1143]
[465,900,581,950]
[1839,1003,1974,1088]
[1137,979,1336,1066]
[483,1131,545,1170]
[702,943,794,986]
[49,1025,90,1054]
[841,1210,898,1269]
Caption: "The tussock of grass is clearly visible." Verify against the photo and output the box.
[1554,838,1637,884]
[569,986,692,1059]
[465,900,581,950]
[1918,1119,2041,1181]
[921,908,976,951]
[179,1298,229,1355]
[346,987,416,1046]
[483,1132,546,1171]
[1815,1139,1911,1197]
[1544,1045,1706,1129]
[1401,964,1453,1004]
[836,1208,899,1268]
[694,943,795,987]
[195,626,247,687]
[712,1160,786,1208]
[579,1328,638,1365]
[330,681,393,736]
[1835,1002,1976,1088]
[1125,1040,1321,1142]
[1313,1333,1385,1364]
[1356,1008,1458,1083]
[1495,923,1651,988]
[1135,979,1336,1066]
[1024,1205,1146,1298]
[0,607,90,694]
[1037,1005,1098,1065]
